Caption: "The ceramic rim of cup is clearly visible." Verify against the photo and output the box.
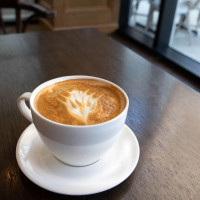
[30,75,129,128]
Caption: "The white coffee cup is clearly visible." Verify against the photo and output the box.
[17,75,129,166]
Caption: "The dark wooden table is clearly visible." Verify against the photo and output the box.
[0,29,200,200]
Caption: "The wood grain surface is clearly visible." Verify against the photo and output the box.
[0,29,200,200]
[38,0,120,33]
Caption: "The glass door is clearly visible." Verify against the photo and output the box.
[119,0,200,78]
[170,0,200,63]
[119,0,162,47]
[129,0,161,39]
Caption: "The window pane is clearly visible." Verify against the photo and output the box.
[128,0,161,38]
[170,0,200,63]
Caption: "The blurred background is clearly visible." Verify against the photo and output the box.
[0,0,200,79]
[128,0,200,63]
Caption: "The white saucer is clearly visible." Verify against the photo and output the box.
[16,124,140,195]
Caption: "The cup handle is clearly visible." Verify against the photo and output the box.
[17,92,33,122]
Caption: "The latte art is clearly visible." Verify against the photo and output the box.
[58,90,100,124]
[34,79,126,125]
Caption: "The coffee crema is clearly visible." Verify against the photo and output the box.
[34,79,126,125]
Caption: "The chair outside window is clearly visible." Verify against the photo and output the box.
[176,0,200,44]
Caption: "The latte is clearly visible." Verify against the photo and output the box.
[34,79,126,125]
